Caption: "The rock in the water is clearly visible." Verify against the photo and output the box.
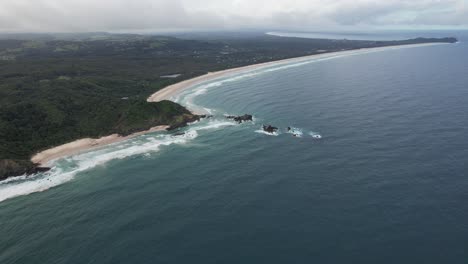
[172,132,186,137]
[263,125,278,133]
[167,113,213,131]
[167,114,199,131]
[226,114,253,123]
[0,159,50,181]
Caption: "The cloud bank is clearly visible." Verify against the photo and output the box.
[0,0,466,32]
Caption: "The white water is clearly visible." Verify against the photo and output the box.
[309,132,323,139]
[255,125,280,136]
[287,127,304,138]
[0,120,234,203]
[0,44,435,203]
[172,43,445,114]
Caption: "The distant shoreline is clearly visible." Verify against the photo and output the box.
[32,42,447,167]
[147,42,447,109]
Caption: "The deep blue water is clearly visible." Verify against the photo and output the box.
[1,33,468,263]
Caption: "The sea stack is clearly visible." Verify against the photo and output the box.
[263,125,278,133]
[226,114,253,123]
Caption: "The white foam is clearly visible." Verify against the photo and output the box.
[0,120,232,203]
[287,127,304,137]
[255,130,279,136]
[197,120,236,130]
[174,71,266,112]
[174,43,449,114]
[6,45,426,203]
[203,107,214,115]
[177,54,358,111]
[309,132,322,139]
[0,174,30,185]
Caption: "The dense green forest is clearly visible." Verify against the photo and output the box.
[0,32,457,179]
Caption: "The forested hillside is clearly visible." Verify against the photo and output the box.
[0,32,457,179]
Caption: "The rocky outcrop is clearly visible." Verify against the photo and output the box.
[199,115,213,119]
[0,159,50,181]
[166,114,211,131]
[226,114,253,123]
[263,125,278,133]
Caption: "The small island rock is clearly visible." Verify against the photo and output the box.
[226,114,253,123]
[263,125,278,133]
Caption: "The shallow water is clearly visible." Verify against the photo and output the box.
[1,34,468,263]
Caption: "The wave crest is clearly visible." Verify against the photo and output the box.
[0,120,232,203]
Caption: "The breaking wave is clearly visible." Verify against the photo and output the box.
[309,132,323,139]
[287,127,304,137]
[255,125,280,136]
[2,45,413,203]
[171,45,434,114]
[0,120,234,203]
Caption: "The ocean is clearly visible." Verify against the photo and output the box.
[1,31,468,263]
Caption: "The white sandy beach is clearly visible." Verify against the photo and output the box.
[32,125,168,166]
[147,43,443,104]
[33,43,444,166]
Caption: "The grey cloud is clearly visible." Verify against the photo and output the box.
[329,2,408,25]
[0,0,466,32]
[328,0,465,26]
[0,0,226,32]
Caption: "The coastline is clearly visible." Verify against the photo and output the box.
[32,42,446,167]
[147,42,445,105]
[32,125,169,166]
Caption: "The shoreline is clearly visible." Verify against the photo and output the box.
[32,42,446,167]
[31,125,169,166]
[147,42,446,106]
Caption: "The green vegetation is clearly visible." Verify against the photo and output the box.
[0,32,457,180]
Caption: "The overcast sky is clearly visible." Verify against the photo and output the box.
[0,0,466,32]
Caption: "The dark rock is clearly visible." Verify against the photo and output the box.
[226,114,253,123]
[167,114,203,131]
[263,125,278,133]
[167,113,213,131]
[198,115,213,119]
[33,167,51,173]
[0,159,50,181]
